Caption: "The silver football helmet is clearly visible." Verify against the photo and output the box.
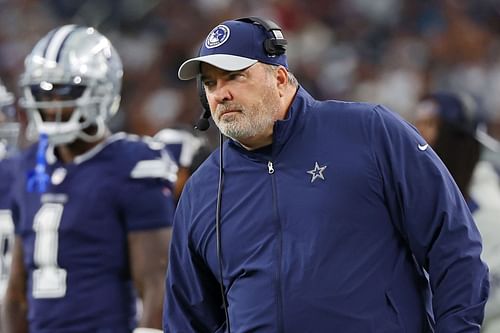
[19,25,123,145]
[0,78,19,159]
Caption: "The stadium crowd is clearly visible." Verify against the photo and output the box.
[0,0,499,147]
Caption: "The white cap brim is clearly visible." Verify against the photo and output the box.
[178,54,258,80]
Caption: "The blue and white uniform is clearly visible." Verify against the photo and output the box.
[11,133,176,333]
[164,87,489,333]
[0,145,15,302]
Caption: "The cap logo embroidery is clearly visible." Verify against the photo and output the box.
[205,25,230,49]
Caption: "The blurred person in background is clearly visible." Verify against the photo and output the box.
[154,127,211,203]
[1,25,176,333]
[414,92,500,333]
[163,17,488,333]
[0,78,19,333]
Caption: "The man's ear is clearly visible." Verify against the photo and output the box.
[276,66,288,94]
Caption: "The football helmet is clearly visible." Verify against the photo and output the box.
[0,78,19,159]
[19,25,123,145]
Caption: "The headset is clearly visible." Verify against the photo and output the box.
[195,16,287,131]
[193,17,287,332]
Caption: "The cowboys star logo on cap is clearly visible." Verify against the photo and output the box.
[178,19,288,80]
[205,25,230,49]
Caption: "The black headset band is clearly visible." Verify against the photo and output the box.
[236,16,282,32]
[235,16,287,56]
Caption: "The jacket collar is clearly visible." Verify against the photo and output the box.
[228,86,313,158]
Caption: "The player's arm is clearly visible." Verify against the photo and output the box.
[128,227,172,330]
[2,235,28,333]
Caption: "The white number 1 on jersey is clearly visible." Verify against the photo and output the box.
[32,203,67,298]
[0,210,14,300]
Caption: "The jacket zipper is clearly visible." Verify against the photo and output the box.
[268,161,275,174]
[268,160,283,333]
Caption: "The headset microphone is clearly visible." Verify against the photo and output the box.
[194,108,211,131]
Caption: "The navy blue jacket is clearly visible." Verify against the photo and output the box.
[164,87,489,333]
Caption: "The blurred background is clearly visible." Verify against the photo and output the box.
[2,2,500,330]
[1,0,500,157]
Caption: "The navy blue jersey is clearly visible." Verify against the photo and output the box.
[0,153,15,302]
[11,133,176,333]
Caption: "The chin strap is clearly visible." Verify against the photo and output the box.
[27,133,50,193]
[78,117,107,142]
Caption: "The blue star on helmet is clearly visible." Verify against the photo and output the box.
[307,162,327,183]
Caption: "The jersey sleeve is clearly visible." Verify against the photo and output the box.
[4,153,25,235]
[369,105,489,332]
[118,141,177,231]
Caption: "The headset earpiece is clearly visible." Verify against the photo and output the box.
[236,16,287,56]
[194,42,212,131]
[197,76,210,113]
[195,76,211,131]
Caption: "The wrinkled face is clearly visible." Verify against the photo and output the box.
[414,99,440,146]
[200,62,281,147]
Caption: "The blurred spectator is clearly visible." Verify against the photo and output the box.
[414,93,481,197]
[414,91,500,333]
[0,1,499,146]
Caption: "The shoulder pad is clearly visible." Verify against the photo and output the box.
[130,149,178,183]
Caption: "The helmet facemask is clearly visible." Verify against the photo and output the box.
[22,81,118,146]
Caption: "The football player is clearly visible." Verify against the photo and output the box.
[0,77,18,330]
[2,25,176,333]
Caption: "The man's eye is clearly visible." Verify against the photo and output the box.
[203,81,215,88]
[228,73,243,80]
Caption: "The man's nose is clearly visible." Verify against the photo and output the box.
[211,81,232,104]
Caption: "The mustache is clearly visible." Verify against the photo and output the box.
[216,103,244,115]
